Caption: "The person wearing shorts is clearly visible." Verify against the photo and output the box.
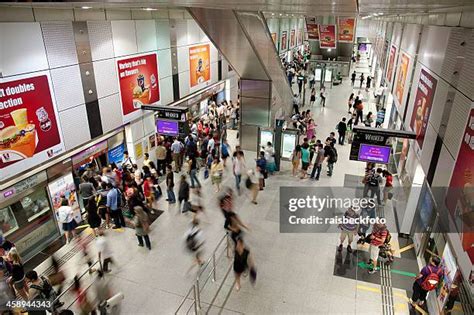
[300,144,310,179]
[338,208,359,253]
[368,223,388,274]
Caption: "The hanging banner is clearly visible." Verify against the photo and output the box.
[337,17,356,42]
[281,31,288,51]
[189,44,211,88]
[318,25,336,49]
[305,17,319,40]
[386,45,397,83]
[117,53,160,122]
[395,53,410,107]
[107,142,125,168]
[0,73,64,180]
[410,69,437,150]
[446,108,474,264]
[290,29,296,47]
[297,30,303,46]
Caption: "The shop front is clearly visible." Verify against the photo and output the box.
[0,172,60,261]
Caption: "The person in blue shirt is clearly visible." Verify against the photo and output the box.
[256,151,267,190]
[106,184,125,229]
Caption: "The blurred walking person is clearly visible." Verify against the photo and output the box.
[233,238,256,291]
[131,206,151,250]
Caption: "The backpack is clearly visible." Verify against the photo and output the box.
[30,276,56,300]
[368,174,379,187]
[115,188,123,208]
[420,266,442,291]
[186,228,199,251]
[328,147,338,163]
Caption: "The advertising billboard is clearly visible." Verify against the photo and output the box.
[117,53,160,122]
[410,69,437,150]
[395,52,410,107]
[189,44,211,88]
[358,144,391,164]
[290,29,296,47]
[305,17,319,40]
[271,32,277,45]
[281,31,288,51]
[318,25,336,49]
[386,45,397,84]
[157,120,179,136]
[337,18,356,42]
[0,73,64,180]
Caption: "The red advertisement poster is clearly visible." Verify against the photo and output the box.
[189,44,211,88]
[281,31,287,51]
[318,25,336,49]
[337,17,356,42]
[117,53,160,119]
[410,69,437,149]
[297,30,303,45]
[446,109,474,264]
[0,73,64,179]
[305,17,319,40]
[386,45,397,83]
[395,53,410,106]
[290,29,296,47]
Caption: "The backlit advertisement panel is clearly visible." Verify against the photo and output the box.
[305,17,319,40]
[395,52,410,107]
[386,45,397,83]
[318,25,336,49]
[189,44,211,88]
[337,17,355,42]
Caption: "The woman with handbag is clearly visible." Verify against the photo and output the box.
[131,206,151,250]
[233,237,256,291]
[210,157,224,192]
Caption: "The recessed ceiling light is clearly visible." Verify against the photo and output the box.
[272,13,275,16]
[143,7,157,11]
[279,13,283,16]
[81,6,92,9]
[378,12,384,15]
[328,48,332,52]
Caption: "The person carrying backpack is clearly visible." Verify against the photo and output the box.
[185,218,204,269]
[324,140,337,177]
[411,256,444,306]
[367,168,383,205]
[25,270,63,311]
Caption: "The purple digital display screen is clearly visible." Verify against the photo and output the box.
[358,144,391,164]
[157,120,179,136]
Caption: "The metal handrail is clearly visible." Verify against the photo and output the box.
[52,260,101,306]
[175,233,231,314]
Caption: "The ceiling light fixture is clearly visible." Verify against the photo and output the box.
[81,6,92,9]
[328,48,332,52]
[143,7,157,11]
[279,13,283,16]
[378,12,384,15]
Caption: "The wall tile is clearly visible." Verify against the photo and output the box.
[159,76,174,105]
[50,65,85,112]
[93,59,119,99]
[136,20,158,52]
[59,104,91,150]
[88,21,115,61]
[157,49,172,78]
[41,21,78,69]
[98,93,122,133]
[156,20,171,49]
[111,20,138,57]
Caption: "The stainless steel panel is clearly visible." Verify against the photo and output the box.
[73,21,92,64]
[240,79,271,99]
[79,62,97,103]
[241,96,270,126]
[170,47,179,75]
[240,124,258,152]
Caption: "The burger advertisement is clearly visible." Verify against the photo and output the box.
[0,73,64,180]
[117,53,160,122]
[337,18,355,42]
[189,44,211,88]
[318,25,336,49]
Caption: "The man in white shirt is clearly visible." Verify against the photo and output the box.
[171,138,184,172]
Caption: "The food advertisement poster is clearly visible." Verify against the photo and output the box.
[297,30,303,46]
[134,142,143,160]
[395,53,410,107]
[47,172,82,233]
[446,108,474,264]
[305,17,319,40]
[0,73,64,180]
[386,45,397,84]
[271,33,277,45]
[318,25,336,49]
[290,29,296,47]
[337,18,356,42]
[117,53,160,121]
[189,44,211,88]
[410,69,437,150]
[281,31,288,51]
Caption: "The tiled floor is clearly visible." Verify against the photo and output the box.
[34,58,417,314]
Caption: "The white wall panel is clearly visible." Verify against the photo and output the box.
[210,62,218,84]
[93,59,118,99]
[432,144,455,187]
[111,20,138,57]
[443,92,471,157]
[156,49,172,78]
[0,23,49,77]
[41,21,78,69]
[440,28,466,87]
[199,29,209,43]
[210,44,218,63]
[129,118,145,141]
[152,10,169,19]
[88,21,115,61]
[159,76,174,105]
[74,9,106,21]
[0,8,34,22]
[179,71,190,98]
[428,77,450,135]
[156,20,171,49]
[187,19,200,45]
[98,94,122,133]
[175,20,188,47]
[418,123,437,172]
[34,9,74,22]
[143,113,156,135]
[131,10,152,20]
[136,20,158,53]
[106,10,132,20]
[59,105,91,150]
[50,65,85,112]
[400,23,421,57]
[418,26,450,76]
[457,30,474,100]
[177,46,189,73]
[392,23,403,46]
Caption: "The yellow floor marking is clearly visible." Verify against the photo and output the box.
[396,243,415,254]
[75,224,90,229]
[356,284,380,293]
